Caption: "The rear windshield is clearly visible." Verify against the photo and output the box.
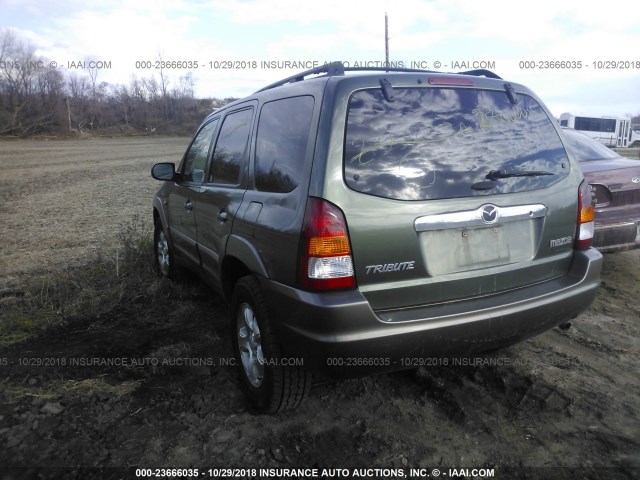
[344,87,569,201]
[561,128,620,162]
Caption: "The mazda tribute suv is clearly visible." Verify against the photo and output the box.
[151,62,603,412]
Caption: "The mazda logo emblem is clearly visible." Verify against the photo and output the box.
[632,177,640,184]
[480,204,499,224]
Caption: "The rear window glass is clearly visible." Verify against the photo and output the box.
[344,88,569,201]
[561,128,620,162]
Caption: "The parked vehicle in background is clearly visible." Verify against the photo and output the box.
[562,127,640,252]
[151,62,603,412]
[559,113,640,147]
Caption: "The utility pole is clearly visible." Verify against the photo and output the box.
[64,97,72,132]
[385,12,390,71]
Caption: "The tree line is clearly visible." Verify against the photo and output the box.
[0,29,234,137]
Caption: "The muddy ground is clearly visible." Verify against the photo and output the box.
[0,138,639,480]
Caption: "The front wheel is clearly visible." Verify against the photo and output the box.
[230,275,311,413]
[154,220,177,279]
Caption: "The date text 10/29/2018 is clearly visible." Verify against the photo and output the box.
[134,467,497,478]
[132,60,501,70]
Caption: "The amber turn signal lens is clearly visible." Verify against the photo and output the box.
[580,204,595,223]
[308,236,351,256]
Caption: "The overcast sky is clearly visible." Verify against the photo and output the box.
[2,0,639,118]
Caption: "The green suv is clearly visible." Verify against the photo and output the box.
[151,62,603,412]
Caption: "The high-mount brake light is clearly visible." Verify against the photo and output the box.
[299,198,356,291]
[428,77,475,86]
[576,180,595,250]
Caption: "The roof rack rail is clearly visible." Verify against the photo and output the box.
[255,61,503,93]
[255,61,345,93]
[347,66,502,79]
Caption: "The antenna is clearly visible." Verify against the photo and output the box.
[384,12,390,71]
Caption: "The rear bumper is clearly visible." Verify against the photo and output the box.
[593,220,640,252]
[263,248,603,376]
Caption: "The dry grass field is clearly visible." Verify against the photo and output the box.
[0,137,187,288]
[0,138,639,479]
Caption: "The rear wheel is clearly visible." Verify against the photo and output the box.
[231,275,311,413]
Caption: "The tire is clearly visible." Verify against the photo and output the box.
[154,220,178,279]
[230,275,311,413]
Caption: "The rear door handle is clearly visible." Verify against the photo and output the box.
[184,200,193,211]
[217,210,229,222]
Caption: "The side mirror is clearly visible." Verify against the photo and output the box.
[151,163,176,181]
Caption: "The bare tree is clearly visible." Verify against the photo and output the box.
[0,28,208,136]
[84,56,104,129]
[156,51,170,122]
[0,28,56,135]
[65,72,91,131]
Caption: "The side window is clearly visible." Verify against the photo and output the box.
[255,96,314,193]
[209,109,253,185]
[183,119,218,183]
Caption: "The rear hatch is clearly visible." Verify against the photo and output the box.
[329,78,580,313]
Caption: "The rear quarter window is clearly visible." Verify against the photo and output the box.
[344,87,569,201]
[255,96,315,193]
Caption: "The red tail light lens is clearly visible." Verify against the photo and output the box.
[575,180,595,250]
[298,198,356,291]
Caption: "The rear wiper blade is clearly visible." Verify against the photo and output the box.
[486,169,554,181]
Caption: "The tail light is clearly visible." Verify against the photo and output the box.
[575,180,595,250]
[298,198,356,291]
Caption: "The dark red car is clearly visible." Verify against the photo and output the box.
[562,127,640,252]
